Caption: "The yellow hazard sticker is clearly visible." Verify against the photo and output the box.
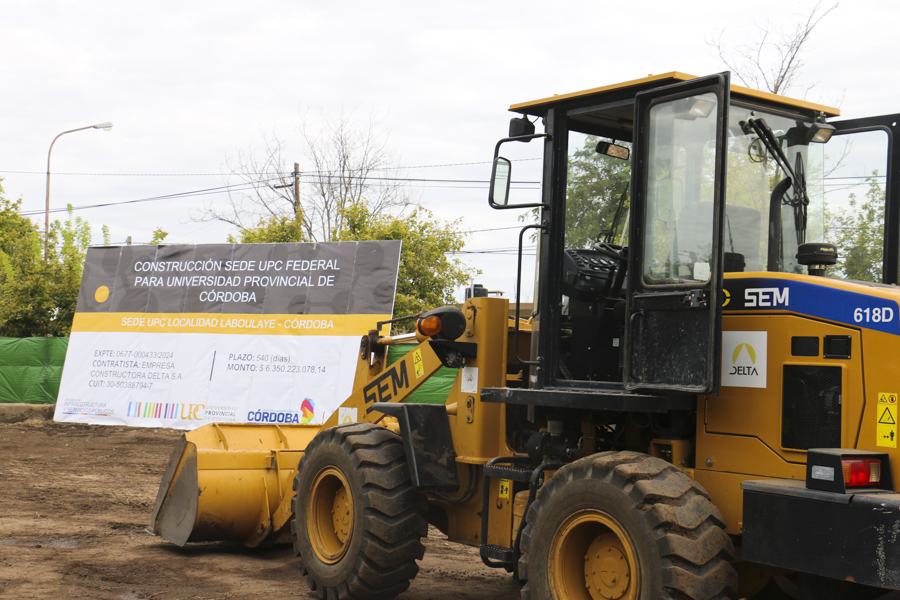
[413,348,424,378]
[499,479,510,499]
[877,392,898,448]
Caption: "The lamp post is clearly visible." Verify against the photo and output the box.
[45,122,113,259]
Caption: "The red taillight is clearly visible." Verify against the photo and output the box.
[416,315,442,337]
[842,458,882,487]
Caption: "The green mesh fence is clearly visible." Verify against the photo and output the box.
[0,337,69,404]
[386,342,456,404]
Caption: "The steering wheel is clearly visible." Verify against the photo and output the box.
[591,242,627,264]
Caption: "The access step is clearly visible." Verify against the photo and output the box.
[480,544,515,563]
[482,464,533,483]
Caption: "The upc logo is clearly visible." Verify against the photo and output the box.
[127,402,205,420]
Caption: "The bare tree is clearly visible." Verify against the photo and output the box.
[302,110,413,241]
[709,2,838,95]
[201,133,304,233]
[199,110,415,241]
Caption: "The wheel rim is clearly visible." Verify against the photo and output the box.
[308,466,354,564]
[549,509,640,600]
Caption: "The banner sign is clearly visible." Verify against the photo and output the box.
[54,241,401,429]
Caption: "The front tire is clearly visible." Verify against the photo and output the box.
[292,423,427,600]
[519,451,737,600]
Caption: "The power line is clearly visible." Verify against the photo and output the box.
[0,171,223,176]
[17,172,539,216]
[1,171,540,185]
[454,246,537,254]
[467,225,531,233]
[20,180,269,216]
[0,156,543,178]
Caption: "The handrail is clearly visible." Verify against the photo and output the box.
[514,224,545,366]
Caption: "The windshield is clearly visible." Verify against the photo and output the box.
[563,103,827,276]
[564,134,631,249]
[725,104,824,274]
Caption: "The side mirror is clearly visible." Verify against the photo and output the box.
[596,141,630,160]
[654,177,684,222]
[489,157,512,207]
[487,131,551,210]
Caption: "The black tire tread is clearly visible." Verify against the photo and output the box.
[520,450,737,600]
[294,422,427,600]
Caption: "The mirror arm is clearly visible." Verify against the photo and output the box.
[488,133,552,210]
[495,133,552,146]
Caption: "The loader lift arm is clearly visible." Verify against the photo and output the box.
[151,331,457,548]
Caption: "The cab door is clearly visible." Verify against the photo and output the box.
[825,114,900,284]
[625,73,730,393]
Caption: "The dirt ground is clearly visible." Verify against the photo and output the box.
[0,418,521,600]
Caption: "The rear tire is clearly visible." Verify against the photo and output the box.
[519,451,737,600]
[292,423,427,600]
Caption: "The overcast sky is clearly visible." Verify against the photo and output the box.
[2,0,897,301]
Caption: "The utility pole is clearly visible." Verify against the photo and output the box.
[275,163,301,209]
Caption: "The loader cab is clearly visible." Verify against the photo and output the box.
[490,72,900,397]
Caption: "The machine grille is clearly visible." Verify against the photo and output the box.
[782,365,842,450]
[791,336,819,357]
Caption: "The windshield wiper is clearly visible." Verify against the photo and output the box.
[742,117,811,269]
[741,117,810,209]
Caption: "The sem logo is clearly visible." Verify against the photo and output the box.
[363,361,410,405]
[722,331,767,388]
[745,287,789,308]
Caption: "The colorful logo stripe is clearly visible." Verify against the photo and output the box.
[128,402,183,419]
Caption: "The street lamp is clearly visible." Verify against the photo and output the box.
[45,122,113,259]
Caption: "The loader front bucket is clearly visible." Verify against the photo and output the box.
[150,423,321,547]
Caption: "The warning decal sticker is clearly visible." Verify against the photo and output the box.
[499,479,510,499]
[413,348,424,378]
[877,392,898,448]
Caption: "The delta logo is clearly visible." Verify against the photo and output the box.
[722,331,767,389]
[729,343,759,376]
[301,398,315,424]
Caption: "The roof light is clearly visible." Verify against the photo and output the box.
[689,97,716,118]
[806,122,835,144]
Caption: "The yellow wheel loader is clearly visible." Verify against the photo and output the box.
[152,72,900,600]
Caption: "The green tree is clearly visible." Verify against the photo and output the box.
[149,227,169,244]
[227,216,307,244]
[335,205,475,320]
[827,173,884,281]
[564,135,631,249]
[0,182,97,337]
